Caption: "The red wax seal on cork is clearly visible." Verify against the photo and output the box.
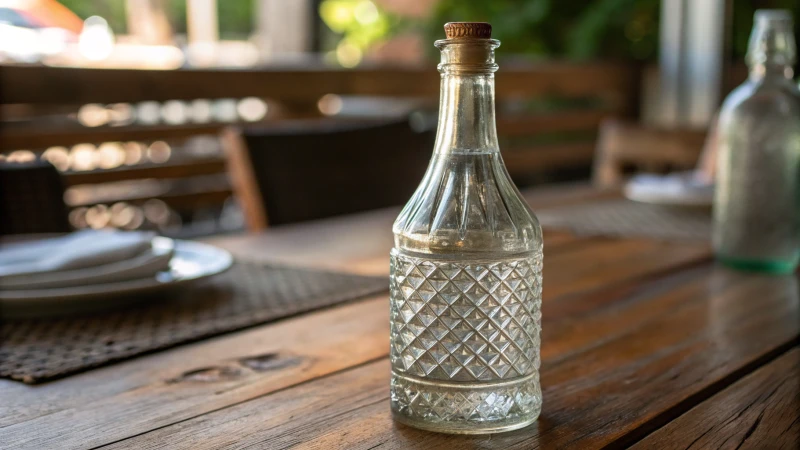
[444,22,492,39]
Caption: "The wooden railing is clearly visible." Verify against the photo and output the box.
[0,63,640,104]
[0,62,643,233]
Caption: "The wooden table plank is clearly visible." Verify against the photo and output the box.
[544,237,709,299]
[98,269,798,449]
[0,297,390,449]
[631,347,800,450]
[0,238,709,449]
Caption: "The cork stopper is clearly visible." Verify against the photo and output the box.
[444,22,492,40]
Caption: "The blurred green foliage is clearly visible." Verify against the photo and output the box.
[424,0,659,60]
[320,0,391,47]
[57,0,254,38]
[167,0,254,37]
[58,0,127,32]
[319,0,395,65]
[56,0,800,61]
[730,0,799,58]
[425,0,799,61]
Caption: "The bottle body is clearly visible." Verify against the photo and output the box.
[390,249,542,434]
[713,10,800,273]
[389,150,543,434]
[389,27,543,433]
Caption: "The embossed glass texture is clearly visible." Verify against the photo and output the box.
[389,34,543,434]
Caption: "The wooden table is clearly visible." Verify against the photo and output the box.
[1,185,798,449]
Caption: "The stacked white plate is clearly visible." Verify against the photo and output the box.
[0,230,232,317]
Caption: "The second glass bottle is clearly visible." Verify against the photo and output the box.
[713,10,800,273]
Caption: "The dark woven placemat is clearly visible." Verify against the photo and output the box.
[537,199,711,241]
[0,262,387,384]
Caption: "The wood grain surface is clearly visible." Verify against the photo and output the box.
[0,225,710,449]
[1,185,796,450]
[98,267,798,450]
[632,347,800,450]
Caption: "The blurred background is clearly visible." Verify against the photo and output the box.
[1,0,798,237]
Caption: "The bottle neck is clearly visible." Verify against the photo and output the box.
[747,13,796,81]
[433,73,499,154]
[433,39,500,155]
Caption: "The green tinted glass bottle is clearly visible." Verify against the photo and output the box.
[714,10,800,273]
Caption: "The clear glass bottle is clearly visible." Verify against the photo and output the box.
[713,10,800,273]
[389,22,543,434]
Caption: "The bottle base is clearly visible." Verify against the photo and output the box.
[717,255,797,274]
[392,409,539,435]
[390,372,541,435]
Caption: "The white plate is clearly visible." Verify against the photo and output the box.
[624,172,714,207]
[0,238,233,318]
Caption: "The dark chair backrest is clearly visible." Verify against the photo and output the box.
[0,161,70,235]
[224,118,435,229]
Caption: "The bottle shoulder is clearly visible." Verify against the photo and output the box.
[393,151,542,255]
[721,79,800,117]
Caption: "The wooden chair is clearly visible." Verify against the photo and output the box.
[223,118,436,230]
[0,161,71,235]
[592,118,709,188]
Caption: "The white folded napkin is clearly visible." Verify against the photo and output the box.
[0,230,158,280]
[0,243,174,290]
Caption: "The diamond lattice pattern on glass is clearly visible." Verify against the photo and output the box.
[390,251,542,382]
